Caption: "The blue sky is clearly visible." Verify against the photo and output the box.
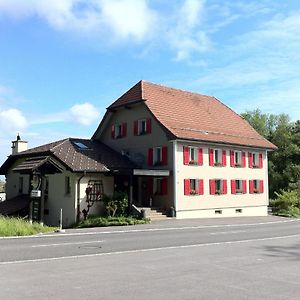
[0,0,300,166]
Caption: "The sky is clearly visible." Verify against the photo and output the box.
[0,0,300,167]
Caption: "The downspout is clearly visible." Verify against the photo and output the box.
[265,150,269,212]
[76,171,86,223]
[172,140,178,217]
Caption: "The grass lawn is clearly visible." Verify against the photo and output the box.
[76,215,150,228]
[0,216,56,237]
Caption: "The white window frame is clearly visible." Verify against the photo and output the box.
[253,179,260,193]
[252,152,259,167]
[235,179,243,193]
[234,151,242,166]
[189,146,198,164]
[214,149,222,165]
[138,119,147,135]
[114,123,123,139]
[215,179,223,194]
[190,178,199,195]
[154,147,162,165]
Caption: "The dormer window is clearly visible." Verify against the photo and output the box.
[134,118,151,136]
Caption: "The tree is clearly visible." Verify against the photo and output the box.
[242,109,300,198]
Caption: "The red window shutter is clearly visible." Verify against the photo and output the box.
[222,150,227,166]
[183,147,189,165]
[259,153,263,168]
[148,148,153,166]
[184,179,190,195]
[162,146,168,165]
[161,178,168,195]
[111,125,115,139]
[248,152,253,168]
[259,180,264,193]
[249,180,254,194]
[198,148,203,165]
[242,180,247,194]
[133,121,138,136]
[242,152,246,168]
[222,180,227,194]
[209,179,215,195]
[148,178,153,194]
[231,180,236,194]
[198,179,204,195]
[230,151,235,167]
[209,149,214,166]
[121,123,127,137]
[146,118,151,134]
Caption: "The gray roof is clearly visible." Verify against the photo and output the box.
[0,138,135,174]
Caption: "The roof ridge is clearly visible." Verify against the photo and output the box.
[142,80,213,100]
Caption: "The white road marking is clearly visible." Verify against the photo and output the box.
[31,240,105,248]
[210,230,247,235]
[1,219,299,240]
[1,233,300,265]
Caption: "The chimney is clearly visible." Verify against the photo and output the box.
[11,134,28,155]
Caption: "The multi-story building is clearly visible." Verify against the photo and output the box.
[0,81,276,226]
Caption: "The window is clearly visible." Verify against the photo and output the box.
[183,146,203,165]
[154,147,162,165]
[65,176,71,194]
[249,179,264,194]
[184,179,204,195]
[73,142,89,149]
[231,179,247,194]
[209,149,226,167]
[209,179,227,195]
[154,178,168,195]
[18,177,23,194]
[85,180,104,201]
[230,151,246,167]
[248,152,263,168]
[111,123,127,139]
[148,146,168,166]
[134,118,151,136]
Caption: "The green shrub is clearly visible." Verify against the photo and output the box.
[270,190,300,217]
[76,216,150,228]
[0,216,56,237]
[103,192,128,217]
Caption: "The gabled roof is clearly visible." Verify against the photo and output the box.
[0,138,135,175]
[107,80,276,150]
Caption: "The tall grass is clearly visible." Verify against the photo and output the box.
[0,216,56,237]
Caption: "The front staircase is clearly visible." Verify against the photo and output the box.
[141,207,171,221]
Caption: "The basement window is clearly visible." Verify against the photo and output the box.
[236,209,243,213]
[215,210,222,214]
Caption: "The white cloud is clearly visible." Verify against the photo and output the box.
[0,0,158,41]
[30,102,101,126]
[100,0,157,41]
[69,102,100,125]
[168,0,211,62]
[0,108,28,133]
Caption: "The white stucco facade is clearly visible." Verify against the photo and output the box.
[174,141,268,218]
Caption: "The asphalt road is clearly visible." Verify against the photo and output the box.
[1,216,300,299]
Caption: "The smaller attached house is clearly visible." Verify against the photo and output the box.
[0,137,134,227]
[0,80,277,226]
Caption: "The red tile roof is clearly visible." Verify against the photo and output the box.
[109,81,276,149]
